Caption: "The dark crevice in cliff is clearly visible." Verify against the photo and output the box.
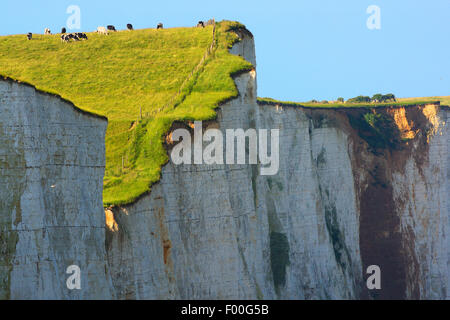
[323,204,353,277]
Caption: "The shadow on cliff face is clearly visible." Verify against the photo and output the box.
[324,204,353,277]
[270,232,290,293]
[346,106,438,299]
[265,193,291,296]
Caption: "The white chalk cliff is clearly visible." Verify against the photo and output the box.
[1,29,449,300]
[0,79,113,299]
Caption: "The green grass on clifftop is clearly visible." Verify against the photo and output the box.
[397,96,450,107]
[258,97,445,108]
[0,21,253,206]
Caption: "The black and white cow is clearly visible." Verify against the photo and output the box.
[61,27,67,34]
[107,25,117,32]
[197,21,205,28]
[76,32,88,40]
[61,33,87,42]
[61,34,76,42]
[27,33,32,40]
[127,24,134,31]
[157,23,163,29]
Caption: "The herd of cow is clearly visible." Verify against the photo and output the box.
[26,20,214,43]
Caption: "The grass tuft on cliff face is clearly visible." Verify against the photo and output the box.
[0,21,253,206]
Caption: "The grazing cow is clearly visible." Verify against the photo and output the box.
[107,25,117,32]
[61,33,84,42]
[27,33,32,40]
[61,34,73,42]
[61,27,67,34]
[97,26,109,35]
[76,32,88,40]
[127,24,134,31]
[61,34,75,42]
[197,21,205,28]
[44,28,51,35]
[157,23,163,29]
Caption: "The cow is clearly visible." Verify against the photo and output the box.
[197,21,205,28]
[127,24,134,31]
[96,26,109,35]
[76,32,88,40]
[44,28,51,35]
[27,33,32,40]
[61,33,84,43]
[157,23,163,29]
[107,25,117,32]
[61,34,71,42]
[61,27,67,34]
[61,34,74,42]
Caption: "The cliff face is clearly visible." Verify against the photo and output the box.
[105,34,449,300]
[0,79,113,299]
[350,105,449,299]
[1,31,448,300]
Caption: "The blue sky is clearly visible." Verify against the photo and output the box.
[1,0,449,101]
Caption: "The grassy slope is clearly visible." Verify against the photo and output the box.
[0,21,252,206]
[258,97,445,108]
[398,96,450,107]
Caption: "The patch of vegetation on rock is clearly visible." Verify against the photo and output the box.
[348,111,403,152]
